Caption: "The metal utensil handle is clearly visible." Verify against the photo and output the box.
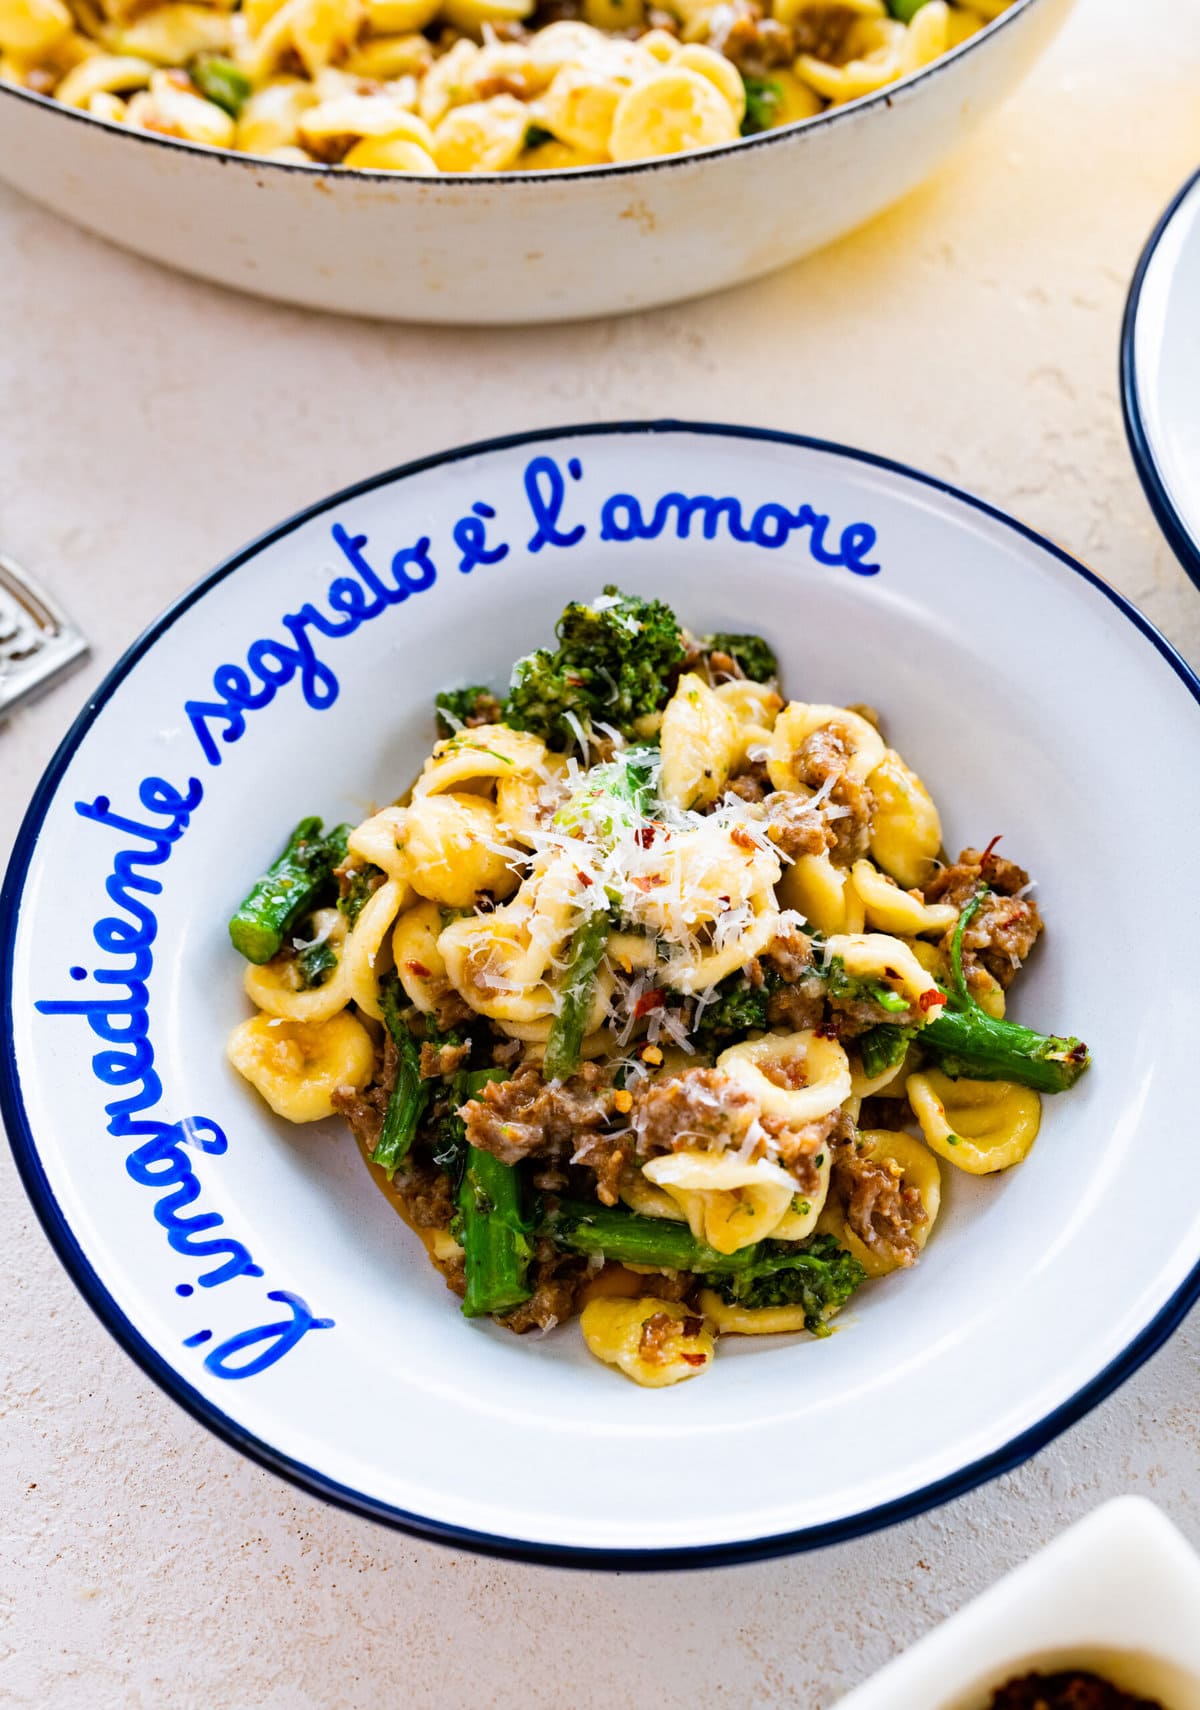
[0,550,89,721]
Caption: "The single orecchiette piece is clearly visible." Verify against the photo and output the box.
[53,52,154,106]
[243,907,351,1023]
[794,15,906,104]
[608,66,740,162]
[392,898,453,1014]
[767,702,886,794]
[777,850,866,934]
[402,792,518,907]
[415,724,551,797]
[866,748,943,888]
[850,858,958,938]
[669,41,745,123]
[338,877,408,1019]
[698,1292,813,1337]
[346,804,411,881]
[227,1010,374,1122]
[718,1029,852,1125]
[0,0,71,52]
[434,93,529,171]
[767,1150,832,1241]
[658,889,779,994]
[824,931,944,1013]
[712,678,783,764]
[832,1129,941,1277]
[580,1296,714,1387]
[659,671,740,810]
[126,71,236,145]
[235,78,317,152]
[906,1068,1041,1174]
[642,1149,800,1254]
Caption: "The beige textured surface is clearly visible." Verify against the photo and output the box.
[2,2,1199,1704]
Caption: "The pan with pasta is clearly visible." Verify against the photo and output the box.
[0,0,1014,173]
[225,586,1090,1387]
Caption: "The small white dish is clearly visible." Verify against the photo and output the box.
[834,1497,1200,1708]
[1123,165,1200,591]
[4,422,1200,1566]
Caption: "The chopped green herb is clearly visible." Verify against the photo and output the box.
[740,75,782,136]
[189,54,252,118]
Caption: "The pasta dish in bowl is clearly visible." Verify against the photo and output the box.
[0,0,1070,319]
[6,422,1194,1564]
[225,587,1088,1387]
[0,0,1013,173]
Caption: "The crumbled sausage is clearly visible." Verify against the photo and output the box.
[419,1039,472,1080]
[461,1062,615,1163]
[834,1141,926,1268]
[927,846,1043,987]
[631,1067,758,1158]
[497,1238,585,1334]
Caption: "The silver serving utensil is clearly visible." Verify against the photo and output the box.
[0,550,89,721]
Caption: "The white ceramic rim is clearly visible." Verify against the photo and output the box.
[0,0,1039,185]
[4,419,1200,1571]
[1121,163,1200,594]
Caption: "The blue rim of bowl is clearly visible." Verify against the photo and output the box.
[0,0,1042,186]
[1121,164,1200,594]
[4,420,1200,1571]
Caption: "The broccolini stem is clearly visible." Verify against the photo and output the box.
[920,1007,1090,1094]
[543,1198,756,1274]
[228,817,350,965]
[925,885,1090,1092]
[374,977,430,1179]
[542,911,609,1081]
[459,1146,533,1317]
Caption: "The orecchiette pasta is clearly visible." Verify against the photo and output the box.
[907,1068,1041,1174]
[659,672,740,810]
[580,1297,714,1385]
[225,587,1087,1386]
[829,1129,941,1277]
[777,850,866,936]
[643,1148,799,1253]
[768,701,887,793]
[718,1029,852,1125]
[867,748,942,888]
[227,1010,375,1122]
[402,792,519,907]
[849,858,958,938]
[6,0,1018,173]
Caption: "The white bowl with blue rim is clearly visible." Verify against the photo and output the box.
[4,421,1199,1567]
[1123,164,1200,591]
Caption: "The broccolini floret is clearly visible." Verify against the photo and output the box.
[702,631,779,682]
[690,973,773,1054]
[704,1234,866,1334]
[504,586,685,749]
[739,75,782,137]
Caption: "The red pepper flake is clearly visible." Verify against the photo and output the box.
[979,833,1003,870]
[681,1352,708,1367]
[634,989,665,1019]
[919,988,947,1012]
[814,1021,838,1039]
[576,870,594,887]
[405,960,431,978]
[730,826,757,851]
[635,826,657,849]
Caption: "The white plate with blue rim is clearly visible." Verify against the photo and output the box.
[4,421,1200,1568]
[1123,164,1200,591]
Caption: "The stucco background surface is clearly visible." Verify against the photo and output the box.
[2,0,1199,1702]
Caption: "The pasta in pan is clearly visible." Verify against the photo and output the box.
[0,0,1016,173]
[225,586,1090,1386]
